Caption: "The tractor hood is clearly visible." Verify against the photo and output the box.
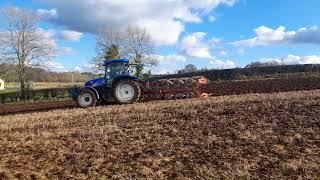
[85,77,105,88]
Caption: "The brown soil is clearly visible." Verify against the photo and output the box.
[203,76,320,95]
[0,100,76,115]
[0,90,319,179]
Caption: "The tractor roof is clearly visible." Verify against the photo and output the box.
[103,59,129,66]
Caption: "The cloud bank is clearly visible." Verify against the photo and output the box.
[233,26,320,47]
[39,0,237,45]
[255,54,320,65]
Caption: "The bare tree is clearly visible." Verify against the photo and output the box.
[125,25,157,67]
[0,7,56,98]
[177,64,198,74]
[94,25,158,76]
[93,29,126,64]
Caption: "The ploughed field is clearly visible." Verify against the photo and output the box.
[2,76,320,115]
[202,76,320,96]
[0,90,319,179]
[0,100,76,115]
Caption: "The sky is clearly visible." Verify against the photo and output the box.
[1,0,320,74]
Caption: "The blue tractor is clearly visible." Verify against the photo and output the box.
[75,59,142,108]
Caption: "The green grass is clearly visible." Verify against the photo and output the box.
[0,82,84,95]
[0,82,83,92]
[5,82,83,89]
[0,89,18,94]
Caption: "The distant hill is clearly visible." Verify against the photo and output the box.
[0,64,95,82]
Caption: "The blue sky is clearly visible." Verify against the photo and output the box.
[1,0,320,73]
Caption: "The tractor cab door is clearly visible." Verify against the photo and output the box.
[105,62,130,87]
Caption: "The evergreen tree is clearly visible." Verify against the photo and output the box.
[104,44,120,61]
[133,54,143,77]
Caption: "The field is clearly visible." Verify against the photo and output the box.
[2,76,320,114]
[0,82,82,94]
[0,90,319,179]
[0,100,76,114]
[202,76,320,95]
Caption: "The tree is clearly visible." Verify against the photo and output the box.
[94,25,158,77]
[125,25,157,66]
[93,28,126,66]
[0,63,16,81]
[0,7,56,98]
[104,44,119,61]
[178,64,198,74]
[184,64,197,72]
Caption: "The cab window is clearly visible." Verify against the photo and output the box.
[106,63,130,79]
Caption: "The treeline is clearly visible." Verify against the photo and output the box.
[0,64,95,82]
[153,64,320,81]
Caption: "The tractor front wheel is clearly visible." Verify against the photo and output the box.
[77,89,97,108]
[113,79,141,104]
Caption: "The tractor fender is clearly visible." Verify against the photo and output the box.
[83,87,100,100]
[111,76,139,88]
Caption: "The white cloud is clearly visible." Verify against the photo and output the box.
[149,54,187,74]
[34,28,56,47]
[74,64,97,73]
[148,68,170,75]
[208,15,216,22]
[233,26,320,47]
[58,47,74,55]
[155,54,187,63]
[220,50,227,56]
[209,59,236,69]
[237,48,245,55]
[136,19,184,46]
[210,37,221,45]
[256,54,320,65]
[43,61,66,72]
[292,26,320,44]
[181,32,212,58]
[60,30,83,41]
[39,0,237,45]
[36,8,58,18]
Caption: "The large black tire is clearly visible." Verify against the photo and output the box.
[77,89,97,108]
[113,79,141,104]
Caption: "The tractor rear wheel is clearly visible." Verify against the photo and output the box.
[77,89,97,108]
[113,79,141,104]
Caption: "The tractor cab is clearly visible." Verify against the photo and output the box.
[103,59,134,86]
